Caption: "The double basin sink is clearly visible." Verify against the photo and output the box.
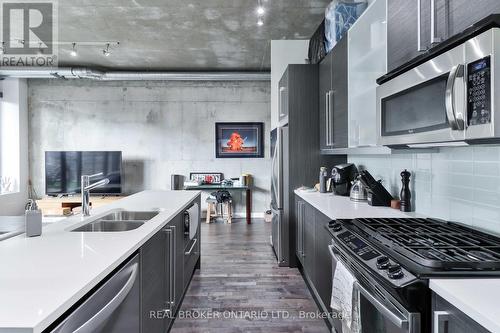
[71,210,160,232]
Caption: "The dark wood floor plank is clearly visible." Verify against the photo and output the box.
[171,219,329,333]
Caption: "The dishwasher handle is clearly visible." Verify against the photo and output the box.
[74,263,138,333]
[54,260,139,333]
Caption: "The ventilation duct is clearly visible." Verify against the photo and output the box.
[0,67,271,81]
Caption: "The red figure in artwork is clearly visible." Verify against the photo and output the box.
[227,132,244,151]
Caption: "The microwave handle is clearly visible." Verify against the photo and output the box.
[445,64,465,131]
[328,245,410,330]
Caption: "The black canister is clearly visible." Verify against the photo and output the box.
[400,169,412,212]
[171,174,185,190]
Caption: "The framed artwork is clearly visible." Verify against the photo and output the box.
[215,122,264,158]
[189,172,223,184]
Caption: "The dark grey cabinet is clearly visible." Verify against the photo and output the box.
[140,197,200,333]
[183,201,201,290]
[295,195,334,329]
[387,0,500,72]
[314,211,332,312]
[387,0,425,72]
[303,203,316,283]
[278,64,345,268]
[296,199,305,264]
[319,49,333,151]
[432,292,489,333]
[140,227,171,332]
[319,37,348,151]
[440,0,500,39]
[171,213,185,316]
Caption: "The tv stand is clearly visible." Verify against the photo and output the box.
[37,195,125,216]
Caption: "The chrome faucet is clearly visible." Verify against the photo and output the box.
[81,173,110,216]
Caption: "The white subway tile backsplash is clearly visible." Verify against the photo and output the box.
[473,161,500,177]
[349,146,500,235]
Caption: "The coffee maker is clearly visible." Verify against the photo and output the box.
[330,163,358,196]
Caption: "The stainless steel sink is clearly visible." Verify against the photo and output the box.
[72,220,145,232]
[99,211,159,221]
[70,210,159,232]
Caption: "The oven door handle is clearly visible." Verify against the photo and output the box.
[328,245,410,330]
[445,64,465,131]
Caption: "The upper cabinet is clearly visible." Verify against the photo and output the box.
[387,0,424,72]
[319,37,348,152]
[387,0,500,72]
[348,0,387,147]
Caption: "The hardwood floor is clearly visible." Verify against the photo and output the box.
[171,219,329,333]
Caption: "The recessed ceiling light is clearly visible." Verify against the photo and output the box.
[257,18,264,26]
[257,6,265,15]
[70,43,77,57]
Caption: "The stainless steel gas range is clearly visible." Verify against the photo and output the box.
[327,217,500,333]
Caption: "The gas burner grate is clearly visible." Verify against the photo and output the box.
[352,218,500,269]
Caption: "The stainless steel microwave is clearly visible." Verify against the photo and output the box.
[377,28,500,147]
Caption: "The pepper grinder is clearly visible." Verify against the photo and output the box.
[400,169,412,212]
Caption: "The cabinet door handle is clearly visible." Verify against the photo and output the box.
[433,311,449,333]
[164,226,176,312]
[417,0,425,52]
[430,0,442,45]
[328,90,334,147]
[185,238,198,255]
[325,92,330,147]
[171,226,176,308]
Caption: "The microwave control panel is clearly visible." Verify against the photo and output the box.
[467,56,491,126]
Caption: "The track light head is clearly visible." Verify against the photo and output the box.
[70,42,77,57]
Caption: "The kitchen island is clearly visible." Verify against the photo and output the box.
[0,190,200,333]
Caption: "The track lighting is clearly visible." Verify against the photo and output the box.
[103,43,111,57]
[70,43,77,57]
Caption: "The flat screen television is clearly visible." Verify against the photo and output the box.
[45,151,122,196]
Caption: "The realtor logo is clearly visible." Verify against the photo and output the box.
[1,0,58,66]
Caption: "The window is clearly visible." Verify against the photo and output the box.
[0,79,21,195]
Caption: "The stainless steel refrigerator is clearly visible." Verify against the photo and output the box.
[270,126,288,267]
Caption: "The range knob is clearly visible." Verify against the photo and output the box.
[387,264,404,279]
[331,222,342,232]
[376,256,390,270]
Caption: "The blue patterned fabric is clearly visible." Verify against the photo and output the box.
[325,1,367,53]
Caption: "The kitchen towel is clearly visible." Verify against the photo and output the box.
[331,259,361,333]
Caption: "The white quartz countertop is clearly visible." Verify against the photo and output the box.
[430,279,500,332]
[294,189,417,220]
[0,190,200,333]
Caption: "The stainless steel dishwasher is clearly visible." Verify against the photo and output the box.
[50,254,140,333]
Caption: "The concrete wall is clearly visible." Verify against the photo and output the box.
[349,147,500,236]
[0,79,29,215]
[28,79,271,216]
[270,40,309,129]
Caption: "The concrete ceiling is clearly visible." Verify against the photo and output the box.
[56,0,329,70]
